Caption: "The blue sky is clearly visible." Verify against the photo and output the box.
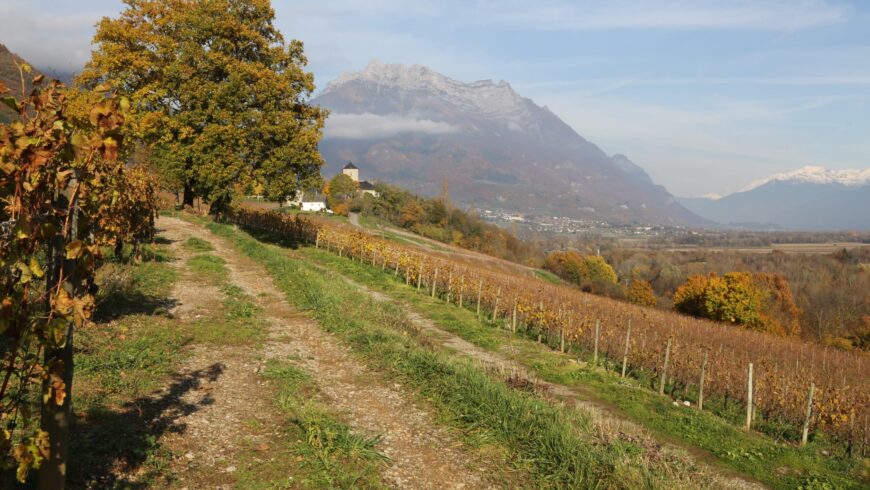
[1,0,868,196]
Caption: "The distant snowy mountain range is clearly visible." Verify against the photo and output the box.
[678,166,870,230]
[741,166,870,192]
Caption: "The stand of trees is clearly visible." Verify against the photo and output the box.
[354,183,533,263]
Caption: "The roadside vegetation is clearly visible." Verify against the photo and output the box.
[204,218,738,489]
[293,242,868,489]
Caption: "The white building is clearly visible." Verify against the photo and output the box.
[286,190,328,212]
[342,162,380,198]
[301,193,327,212]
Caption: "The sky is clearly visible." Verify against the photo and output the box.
[1,0,868,197]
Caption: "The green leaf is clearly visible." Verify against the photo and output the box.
[16,262,32,284]
[29,257,44,278]
[1,97,18,113]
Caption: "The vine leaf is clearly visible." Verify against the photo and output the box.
[1,97,18,113]
[65,239,83,259]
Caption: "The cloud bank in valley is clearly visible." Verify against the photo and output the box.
[323,112,458,139]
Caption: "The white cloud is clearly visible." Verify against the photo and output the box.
[324,113,459,139]
[0,1,114,70]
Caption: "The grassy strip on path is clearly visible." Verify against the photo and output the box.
[295,244,868,490]
[69,231,388,489]
[234,361,388,489]
[206,219,737,489]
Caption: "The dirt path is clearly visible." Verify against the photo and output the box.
[313,260,765,490]
[157,217,283,488]
[157,216,501,489]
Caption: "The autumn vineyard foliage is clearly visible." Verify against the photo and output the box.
[226,205,869,451]
[0,72,157,481]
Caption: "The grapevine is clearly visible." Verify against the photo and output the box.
[226,205,869,451]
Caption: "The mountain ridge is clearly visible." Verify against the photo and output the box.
[678,165,870,230]
[315,61,706,227]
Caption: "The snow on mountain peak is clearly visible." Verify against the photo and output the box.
[740,165,870,192]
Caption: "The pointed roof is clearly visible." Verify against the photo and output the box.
[343,162,358,170]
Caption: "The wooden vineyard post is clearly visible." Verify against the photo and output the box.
[849,408,856,458]
[492,287,501,323]
[394,252,401,276]
[745,363,754,431]
[446,270,452,303]
[659,337,671,395]
[621,320,631,378]
[476,279,483,318]
[593,319,600,365]
[405,263,411,285]
[315,231,320,248]
[511,298,518,333]
[459,275,465,307]
[567,312,573,353]
[559,312,565,353]
[698,350,708,411]
[431,267,439,298]
[801,382,815,446]
[416,260,423,291]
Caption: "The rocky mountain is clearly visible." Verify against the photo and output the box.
[314,61,706,226]
[678,166,870,230]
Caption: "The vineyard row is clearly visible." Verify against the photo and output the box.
[225,206,869,452]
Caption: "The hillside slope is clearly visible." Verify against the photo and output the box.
[314,61,706,227]
[0,43,43,123]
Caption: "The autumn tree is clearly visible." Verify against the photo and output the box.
[326,173,357,202]
[543,251,618,289]
[627,279,657,307]
[77,0,327,214]
[673,272,801,336]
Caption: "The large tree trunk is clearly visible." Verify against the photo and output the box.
[183,181,195,207]
[209,196,229,218]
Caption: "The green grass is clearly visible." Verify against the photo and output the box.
[294,244,868,490]
[206,219,730,489]
[183,236,215,252]
[534,268,563,285]
[70,241,187,488]
[233,361,388,489]
[184,284,265,346]
[187,253,227,283]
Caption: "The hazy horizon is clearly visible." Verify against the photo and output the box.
[2,0,868,197]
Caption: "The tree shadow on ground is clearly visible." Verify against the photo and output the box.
[232,222,306,250]
[68,363,225,489]
[93,289,178,322]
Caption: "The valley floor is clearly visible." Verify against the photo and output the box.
[64,214,867,489]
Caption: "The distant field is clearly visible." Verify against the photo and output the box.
[648,242,869,254]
